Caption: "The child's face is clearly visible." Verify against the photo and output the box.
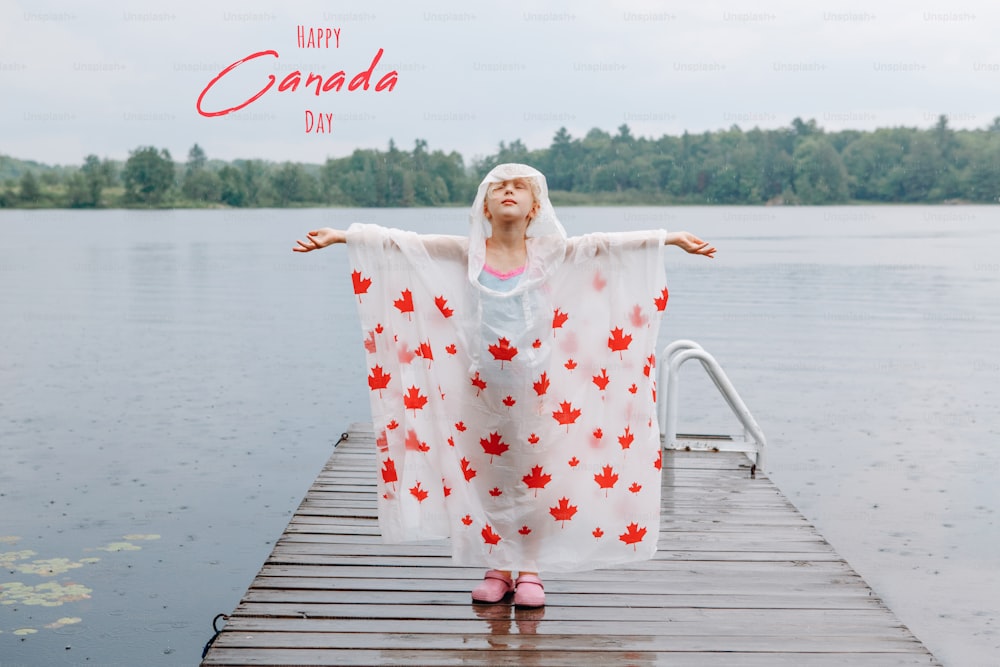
[483,178,539,224]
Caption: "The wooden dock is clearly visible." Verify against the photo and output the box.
[201,425,939,666]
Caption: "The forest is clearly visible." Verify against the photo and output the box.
[2,115,998,208]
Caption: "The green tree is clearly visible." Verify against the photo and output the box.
[122,146,174,205]
[17,171,41,204]
[67,154,115,207]
[965,136,1000,202]
[792,137,849,203]
[270,162,317,205]
[187,143,207,171]
[543,127,578,191]
[218,165,248,206]
[841,130,907,201]
[181,143,221,203]
[892,135,941,201]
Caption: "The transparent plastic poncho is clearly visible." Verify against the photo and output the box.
[346,163,669,572]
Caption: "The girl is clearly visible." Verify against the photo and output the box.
[294,163,714,608]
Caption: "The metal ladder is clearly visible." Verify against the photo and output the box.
[657,339,766,477]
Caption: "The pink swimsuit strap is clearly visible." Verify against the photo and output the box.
[482,264,526,280]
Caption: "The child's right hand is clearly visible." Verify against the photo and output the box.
[293,228,346,252]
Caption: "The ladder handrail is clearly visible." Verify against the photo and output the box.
[657,340,766,472]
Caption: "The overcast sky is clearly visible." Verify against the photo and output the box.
[2,0,997,166]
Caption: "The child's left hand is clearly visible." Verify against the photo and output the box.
[668,231,716,258]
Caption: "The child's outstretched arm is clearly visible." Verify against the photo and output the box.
[665,231,716,258]
[293,227,346,252]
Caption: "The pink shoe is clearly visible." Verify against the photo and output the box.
[514,573,545,608]
[471,570,514,603]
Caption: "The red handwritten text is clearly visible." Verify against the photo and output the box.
[196,48,398,118]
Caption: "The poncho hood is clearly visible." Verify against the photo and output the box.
[467,163,568,293]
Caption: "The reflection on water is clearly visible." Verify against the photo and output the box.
[1,206,997,665]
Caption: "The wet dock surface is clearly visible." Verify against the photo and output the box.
[201,425,939,666]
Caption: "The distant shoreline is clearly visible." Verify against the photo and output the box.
[0,199,988,210]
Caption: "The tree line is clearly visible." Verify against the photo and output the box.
[2,115,998,209]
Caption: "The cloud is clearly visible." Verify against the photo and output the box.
[2,0,997,165]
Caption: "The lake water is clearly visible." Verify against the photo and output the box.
[1,206,997,666]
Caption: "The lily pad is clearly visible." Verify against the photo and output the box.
[96,542,140,552]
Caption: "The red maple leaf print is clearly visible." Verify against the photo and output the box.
[462,514,473,526]
[552,401,582,430]
[552,308,569,333]
[480,431,510,462]
[376,429,388,452]
[568,456,580,467]
[414,341,434,364]
[593,427,603,440]
[405,429,430,452]
[618,426,634,450]
[594,465,619,496]
[490,487,503,497]
[481,524,501,551]
[488,337,518,367]
[393,289,414,317]
[527,433,539,445]
[434,295,454,318]
[654,287,669,311]
[519,525,532,535]
[629,304,648,327]
[522,465,552,496]
[644,354,656,377]
[397,343,416,365]
[533,372,550,396]
[564,358,578,370]
[351,270,372,300]
[532,338,542,349]
[502,395,516,407]
[629,482,642,493]
[461,457,477,482]
[470,371,487,395]
[447,436,455,447]
[443,482,451,497]
[608,327,633,359]
[619,522,647,549]
[363,330,377,354]
[592,527,604,538]
[409,482,429,503]
[375,323,384,334]
[628,383,638,394]
[593,270,607,291]
[381,457,398,485]
[654,449,663,471]
[403,386,428,415]
[445,343,457,355]
[368,365,391,396]
[592,368,610,391]
[549,497,578,527]
[387,419,399,430]
[455,421,467,432]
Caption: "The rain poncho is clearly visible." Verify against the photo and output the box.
[346,164,669,572]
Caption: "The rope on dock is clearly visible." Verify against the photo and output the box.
[200,613,229,659]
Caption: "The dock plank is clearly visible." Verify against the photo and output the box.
[201,426,938,666]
